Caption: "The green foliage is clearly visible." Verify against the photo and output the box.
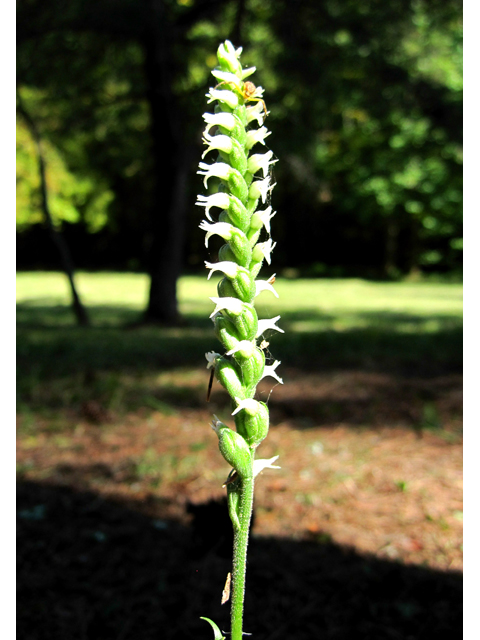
[16,88,115,233]
[16,0,462,275]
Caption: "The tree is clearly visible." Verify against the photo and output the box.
[17,91,90,326]
[17,0,234,323]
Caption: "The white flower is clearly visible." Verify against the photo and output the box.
[249,176,271,203]
[250,206,276,234]
[197,162,232,188]
[231,397,260,416]
[199,220,233,247]
[255,275,279,298]
[206,88,239,109]
[204,260,239,280]
[253,455,280,478]
[195,193,230,221]
[226,340,256,358]
[209,296,243,318]
[246,101,267,125]
[253,238,277,265]
[210,69,243,88]
[261,360,283,384]
[245,127,271,150]
[205,351,221,369]
[241,66,256,79]
[202,112,237,135]
[256,316,284,338]
[247,151,277,178]
[201,134,233,159]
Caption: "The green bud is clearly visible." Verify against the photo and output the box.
[212,418,253,479]
[218,196,249,232]
[222,115,247,147]
[217,40,242,75]
[218,227,251,268]
[227,170,249,203]
[227,304,258,341]
[217,270,255,303]
[234,346,265,394]
[234,400,269,448]
[214,356,247,400]
[227,138,248,175]
[214,315,242,352]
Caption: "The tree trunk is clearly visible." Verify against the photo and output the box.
[17,94,90,327]
[142,0,188,325]
[407,213,421,278]
[383,214,398,278]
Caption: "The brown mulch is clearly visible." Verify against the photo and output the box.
[17,368,462,639]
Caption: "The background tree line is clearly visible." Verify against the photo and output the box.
[16,0,463,323]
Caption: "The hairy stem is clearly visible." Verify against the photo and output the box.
[231,475,255,640]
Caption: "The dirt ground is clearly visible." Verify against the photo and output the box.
[17,367,463,639]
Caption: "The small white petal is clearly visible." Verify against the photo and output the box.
[248,151,276,178]
[241,66,256,79]
[246,101,267,125]
[209,296,243,318]
[254,238,277,265]
[256,316,284,338]
[197,162,231,188]
[226,340,256,357]
[253,456,280,478]
[205,260,239,279]
[199,221,233,247]
[202,134,233,159]
[245,127,271,150]
[210,70,243,88]
[249,176,271,203]
[255,276,279,298]
[250,85,264,99]
[205,351,221,369]
[261,360,283,384]
[251,207,276,234]
[202,112,236,135]
[206,88,239,109]
[195,193,230,221]
[231,397,259,416]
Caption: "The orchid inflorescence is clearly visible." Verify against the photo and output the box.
[196,41,282,640]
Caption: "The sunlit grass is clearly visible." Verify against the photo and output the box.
[16,271,463,331]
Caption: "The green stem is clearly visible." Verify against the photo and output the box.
[230,474,255,640]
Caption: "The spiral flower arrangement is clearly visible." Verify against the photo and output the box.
[196,41,282,640]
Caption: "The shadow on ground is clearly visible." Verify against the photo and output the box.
[17,303,462,374]
[17,480,462,640]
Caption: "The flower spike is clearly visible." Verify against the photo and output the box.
[196,40,283,640]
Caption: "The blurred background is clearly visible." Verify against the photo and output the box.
[17,0,462,638]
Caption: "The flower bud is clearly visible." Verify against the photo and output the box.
[212,417,253,479]
[214,315,241,352]
[233,346,265,394]
[216,40,242,75]
[217,270,256,303]
[214,357,246,400]
[233,399,269,447]
[228,304,258,341]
